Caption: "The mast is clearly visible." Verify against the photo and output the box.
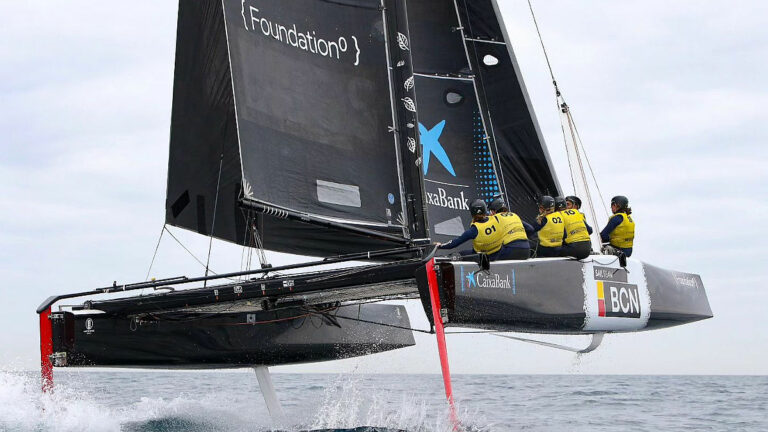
[382,0,430,242]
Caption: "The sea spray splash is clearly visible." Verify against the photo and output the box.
[305,373,490,432]
[0,370,122,432]
[0,370,265,432]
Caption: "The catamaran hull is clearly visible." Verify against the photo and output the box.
[47,304,415,368]
[418,256,712,334]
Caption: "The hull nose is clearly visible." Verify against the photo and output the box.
[643,262,713,330]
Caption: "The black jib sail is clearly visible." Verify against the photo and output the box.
[406,0,561,243]
[166,0,424,257]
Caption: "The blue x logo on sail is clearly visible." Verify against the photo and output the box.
[419,120,456,176]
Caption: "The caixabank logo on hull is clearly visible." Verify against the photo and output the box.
[596,281,641,318]
[461,268,513,291]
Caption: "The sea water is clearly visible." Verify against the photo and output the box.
[0,371,765,431]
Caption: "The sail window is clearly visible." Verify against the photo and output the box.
[171,190,190,218]
[482,54,500,66]
[444,90,464,106]
[316,180,362,208]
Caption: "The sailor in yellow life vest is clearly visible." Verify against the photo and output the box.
[555,196,566,213]
[489,197,534,260]
[532,195,564,257]
[559,195,593,260]
[436,199,515,260]
[565,196,584,218]
[601,195,635,258]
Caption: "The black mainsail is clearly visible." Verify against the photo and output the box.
[166,0,425,257]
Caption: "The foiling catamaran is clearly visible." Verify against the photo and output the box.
[37,0,712,425]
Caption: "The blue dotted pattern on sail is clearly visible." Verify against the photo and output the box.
[473,110,499,203]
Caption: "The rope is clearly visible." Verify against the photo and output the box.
[527,0,558,86]
[564,111,602,246]
[239,212,251,277]
[333,314,433,334]
[163,226,218,275]
[569,113,611,219]
[144,223,166,281]
[204,154,225,288]
[251,221,269,268]
[558,102,578,192]
[527,0,609,233]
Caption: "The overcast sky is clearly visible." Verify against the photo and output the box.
[1,1,766,375]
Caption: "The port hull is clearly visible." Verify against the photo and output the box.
[49,304,415,368]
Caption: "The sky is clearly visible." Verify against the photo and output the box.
[1,1,766,375]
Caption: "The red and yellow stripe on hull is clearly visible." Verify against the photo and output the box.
[597,281,606,317]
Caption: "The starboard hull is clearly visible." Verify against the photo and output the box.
[417,256,713,334]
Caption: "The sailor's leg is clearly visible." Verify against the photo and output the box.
[563,241,591,260]
[537,245,558,257]
[253,366,285,423]
[505,247,530,260]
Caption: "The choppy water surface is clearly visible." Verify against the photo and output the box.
[0,371,765,431]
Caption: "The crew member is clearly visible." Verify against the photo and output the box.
[437,199,511,260]
[560,205,593,260]
[601,195,635,257]
[555,196,567,212]
[532,195,564,257]
[565,195,583,215]
[489,198,533,260]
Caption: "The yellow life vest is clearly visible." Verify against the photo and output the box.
[609,213,635,248]
[561,209,591,244]
[538,212,565,247]
[496,212,528,245]
[471,216,505,254]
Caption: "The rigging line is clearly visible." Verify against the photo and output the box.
[239,211,250,278]
[252,221,268,268]
[528,0,578,193]
[330,314,516,335]
[240,210,257,279]
[527,0,557,85]
[565,111,601,246]
[444,330,498,334]
[332,314,433,334]
[528,0,608,221]
[163,226,219,276]
[246,224,254,275]
[568,113,601,240]
[144,223,166,282]
[204,154,225,288]
[559,102,578,192]
[569,112,611,219]
[568,118,606,235]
